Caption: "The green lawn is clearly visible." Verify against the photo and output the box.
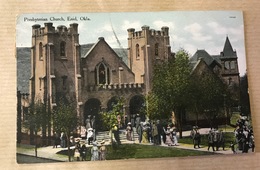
[178,132,236,149]
[106,144,215,159]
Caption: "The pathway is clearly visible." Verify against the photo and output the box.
[17,128,251,163]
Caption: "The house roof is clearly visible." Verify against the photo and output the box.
[190,49,215,66]
[80,43,95,58]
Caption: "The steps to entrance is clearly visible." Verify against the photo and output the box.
[95,128,139,144]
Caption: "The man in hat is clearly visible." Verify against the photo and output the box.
[217,129,225,151]
[112,124,121,145]
[135,114,141,129]
[80,141,87,161]
[208,130,215,151]
[152,121,159,145]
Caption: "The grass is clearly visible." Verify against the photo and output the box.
[178,132,236,149]
[57,144,215,161]
[16,143,35,153]
[230,112,241,126]
[107,144,215,159]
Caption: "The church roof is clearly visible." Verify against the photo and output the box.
[190,49,215,66]
[81,43,95,58]
[81,38,128,64]
[16,47,31,94]
[221,36,237,58]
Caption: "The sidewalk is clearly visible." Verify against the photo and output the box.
[16,128,246,162]
[17,144,68,162]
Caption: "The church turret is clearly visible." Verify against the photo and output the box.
[220,36,240,102]
[127,25,171,93]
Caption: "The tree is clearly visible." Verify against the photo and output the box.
[189,56,236,128]
[240,72,251,116]
[149,49,193,138]
[23,100,48,157]
[101,97,124,146]
[190,69,230,128]
[53,100,78,162]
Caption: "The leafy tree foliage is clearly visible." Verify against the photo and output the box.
[148,48,231,135]
[190,69,229,128]
[52,100,78,162]
[101,97,124,130]
[149,49,193,137]
[240,72,251,116]
[23,100,48,157]
[101,97,124,145]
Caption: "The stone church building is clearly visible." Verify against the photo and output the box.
[18,22,240,138]
[28,23,173,129]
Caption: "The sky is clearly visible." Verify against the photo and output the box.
[16,11,247,75]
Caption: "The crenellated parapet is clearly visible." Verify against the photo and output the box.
[17,92,30,107]
[127,25,169,39]
[87,83,144,92]
[32,23,78,37]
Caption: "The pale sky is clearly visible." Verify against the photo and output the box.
[16,11,247,75]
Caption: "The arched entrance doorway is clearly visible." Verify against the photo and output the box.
[84,98,102,131]
[107,96,119,112]
[129,95,145,121]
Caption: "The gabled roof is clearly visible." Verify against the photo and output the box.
[190,49,214,66]
[81,37,133,74]
[81,38,128,64]
[191,58,214,75]
[221,36,237,58]
[82,38,103,58]
[81,43,95,58]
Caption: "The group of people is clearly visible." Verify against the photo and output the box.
[73,139,107,161]
[190,126,225,151]
[135,119,164,145]
[207,128,225,151]
[129,114,178,146]
[233,115,255,153]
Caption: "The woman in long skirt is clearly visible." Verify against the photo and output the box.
[91,142,99,161]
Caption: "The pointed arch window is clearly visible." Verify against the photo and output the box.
[39,42,43,60]
[230,61,235,69]
[60,41,66,57]
[224,61,230,69]
[224,61,236,70]
[95,62,110,85]
[136,44,140,60]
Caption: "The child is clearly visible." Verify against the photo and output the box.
[99,140,106,160]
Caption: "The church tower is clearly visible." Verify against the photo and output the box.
[127,26,172,93]
[30,23,82,115]
[220,36,240,101]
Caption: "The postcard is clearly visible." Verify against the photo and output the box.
[16,11,254,164]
